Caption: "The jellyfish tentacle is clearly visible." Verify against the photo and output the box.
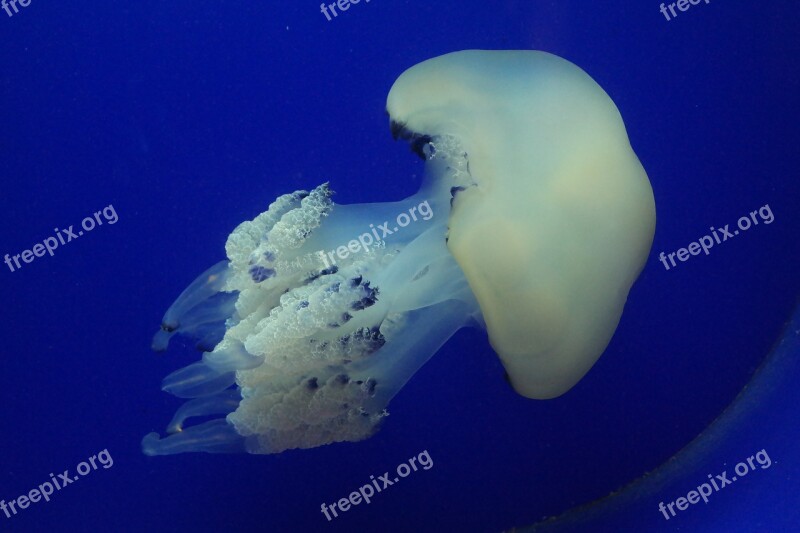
[356,298,478,411]
[165,389,243,434]
[142,419,246,456]
[151,260,237,352]
[161,362,236,399]
[202,340,263,373]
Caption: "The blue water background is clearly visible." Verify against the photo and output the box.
[1,1,798,531]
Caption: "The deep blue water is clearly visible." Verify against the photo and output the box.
[1,1,798,532]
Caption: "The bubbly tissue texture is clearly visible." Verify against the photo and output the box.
[388,50,655,399]
[142,50,654,455]
[143,161,479,455]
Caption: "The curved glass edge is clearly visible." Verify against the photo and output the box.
[518,302,800,533]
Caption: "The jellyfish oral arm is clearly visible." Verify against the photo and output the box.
[143,179,479,455]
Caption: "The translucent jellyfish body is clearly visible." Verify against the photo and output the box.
[142,50,655,455]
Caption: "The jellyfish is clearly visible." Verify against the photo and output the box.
[142,50,656,455]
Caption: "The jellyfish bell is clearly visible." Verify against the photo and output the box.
[142,50,655,455]
[387,50,656,399]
